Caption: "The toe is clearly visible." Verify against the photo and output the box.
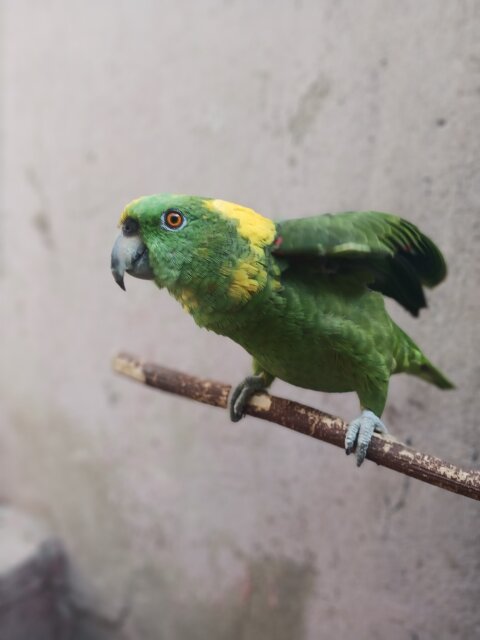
[230,391,246,422]
[231,398,245,422]
[355,421,375,467]
[230,406,243,422]
[229,382,247,422]
[345,420,360,455]
[355,427,373,467]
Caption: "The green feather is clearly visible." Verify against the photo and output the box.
[117,195,454,421]
[274,212,447,316]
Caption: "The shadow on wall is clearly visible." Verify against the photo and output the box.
[124,553,317,640]
[0,519,315,640]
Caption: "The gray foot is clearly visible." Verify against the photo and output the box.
[229,375,267,422]
[345,410,388,467]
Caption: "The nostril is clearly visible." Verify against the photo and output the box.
[122,217,139,236]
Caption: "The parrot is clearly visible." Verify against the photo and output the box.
[111,194,453,466]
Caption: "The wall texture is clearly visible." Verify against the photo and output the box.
[1,1,479,638]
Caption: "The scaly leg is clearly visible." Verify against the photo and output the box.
[346,380,389,466]
[345,410,388,466]
[229,364,274,422]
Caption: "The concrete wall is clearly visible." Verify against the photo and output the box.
[1,1,479,638]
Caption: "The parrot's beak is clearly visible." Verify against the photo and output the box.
[111,233,154,291]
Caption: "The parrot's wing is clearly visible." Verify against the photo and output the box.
[273,212,447,316]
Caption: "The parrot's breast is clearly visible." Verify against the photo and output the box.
[223,271,400,395]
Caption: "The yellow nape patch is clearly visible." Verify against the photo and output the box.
[229,259,265,302]
[206,199,276,248]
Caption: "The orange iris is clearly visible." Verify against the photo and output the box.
[164,210,184,229]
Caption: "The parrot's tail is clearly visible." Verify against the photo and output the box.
[394,326,455,389]
[414,358,455,390]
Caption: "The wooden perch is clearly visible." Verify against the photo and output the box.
[113,352,480,502]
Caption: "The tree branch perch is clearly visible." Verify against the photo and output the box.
[112,353,480,502]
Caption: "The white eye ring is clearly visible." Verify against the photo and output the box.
[160,209,187,231]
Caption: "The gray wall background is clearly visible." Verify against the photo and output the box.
[1,1,479,638]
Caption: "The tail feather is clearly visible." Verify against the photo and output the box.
[394,325,455,389]
[416,359,455,389]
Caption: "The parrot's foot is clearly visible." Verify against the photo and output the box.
[229,375,268,422]
[345,410,387,467]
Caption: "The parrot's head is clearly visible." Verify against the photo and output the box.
[111,194,277,313]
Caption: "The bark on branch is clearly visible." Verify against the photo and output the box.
[112,352,480,502]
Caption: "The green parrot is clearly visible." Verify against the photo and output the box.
[111,194,453,466]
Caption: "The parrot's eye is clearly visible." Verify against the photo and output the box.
[122,217,139,236]
[161,209,186,231]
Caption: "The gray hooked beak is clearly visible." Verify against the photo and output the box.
[111,233,154,291]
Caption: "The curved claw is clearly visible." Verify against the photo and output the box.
[229,375,268,422]
[345,410,387,467]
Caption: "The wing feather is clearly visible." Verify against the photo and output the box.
[272,212,447,316]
